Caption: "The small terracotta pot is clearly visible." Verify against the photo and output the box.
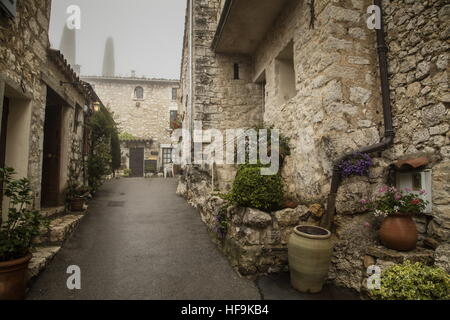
[70,197,85,212]
[283,200,298,209]
[378,213,417,251]
[0,253,32,300]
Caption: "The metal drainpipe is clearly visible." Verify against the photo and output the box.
[189,0,194,152]
[320,0,395,230]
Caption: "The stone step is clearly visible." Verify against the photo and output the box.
[365,245,435,269]
[27,246,61,280]
[33,213,85,245]
[40,206,66,218]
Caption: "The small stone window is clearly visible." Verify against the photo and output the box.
[233,63,240,80]
[73,105,82,133]
[275,41,297,105]
[170,110,178,129]
[172,88,178,100]
[134,86,144,100]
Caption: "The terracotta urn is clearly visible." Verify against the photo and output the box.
[70,197,85,212]
[378,213,418,251]
[0,253,32,300]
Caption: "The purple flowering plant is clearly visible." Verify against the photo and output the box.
[214,211,228,239]
[360,186,429,218]
[338,152,373,177]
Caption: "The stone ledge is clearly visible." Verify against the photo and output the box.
[49,214,84,243]
[33,213,85,245]
[40,206,65,218]
[27,246,61,280]
[434,243,450,273]
[366,245,435,265]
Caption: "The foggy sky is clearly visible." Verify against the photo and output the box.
[49,0,186,79]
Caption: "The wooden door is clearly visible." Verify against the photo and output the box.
[129,148,144,177]
[41,104,62,207]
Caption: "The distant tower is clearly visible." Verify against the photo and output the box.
[59,24,76,66]
[102,37,115,77]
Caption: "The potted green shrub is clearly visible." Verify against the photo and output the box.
[228,163,283,212]
[66,183,91,212]
[0,168,48,300]
[123,168,132,177]
[370,261,450,300]
[361,186,429,251]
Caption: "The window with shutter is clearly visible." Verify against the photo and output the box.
[134,86,144,100]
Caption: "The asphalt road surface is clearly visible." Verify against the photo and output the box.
[27,177,358,300]
[27,178,261,300]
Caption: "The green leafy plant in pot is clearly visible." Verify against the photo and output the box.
[66,183,91,212]
[0,167,49,300]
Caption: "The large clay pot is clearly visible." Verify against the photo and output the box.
[288,225,333,293]
[70,197,85,212]
[0,253,32,300]
[378,213,417,251]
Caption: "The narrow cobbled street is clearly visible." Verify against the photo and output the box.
[27,178,358,300]
[1,0,447,305]
[27,178,260,300]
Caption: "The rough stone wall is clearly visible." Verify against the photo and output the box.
[253,0,383,205]
[252,0,450,291]
[252,0,386,291]
[0,1,89,208]
[179,0,449,293]
[383,0,449,242]
[82,77,179,145]
[191,0,263,131]
[0,0,51,203]
[196,195,324,276]
[179,0,264,200]
[0,0,50,206]
[44,59,91,197]
[179,0,191,125]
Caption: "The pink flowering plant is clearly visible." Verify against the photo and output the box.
[361,186,429,218]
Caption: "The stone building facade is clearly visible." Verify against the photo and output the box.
[0,0,99,217]
[81,76,180,175]
[178,0,449,292]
